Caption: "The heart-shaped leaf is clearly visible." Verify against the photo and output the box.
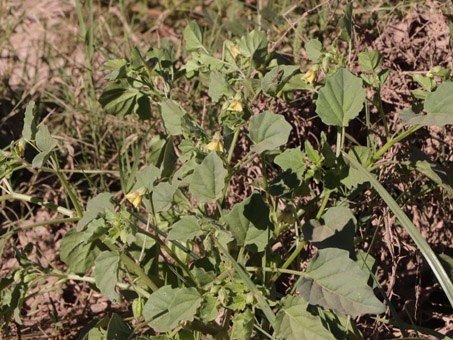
[249,111,292,154]
[315,68,365,127]
[298,248,385,317]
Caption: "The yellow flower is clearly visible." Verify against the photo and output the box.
[206,137,224,152]
[125,187,146,209]
[228,99,243,112]
[230,44,240,58]
[426,71,434,78]
[302,65,318,85]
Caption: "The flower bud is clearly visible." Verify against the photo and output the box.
[125,187,146,209]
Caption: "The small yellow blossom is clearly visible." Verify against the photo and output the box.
[228,99,243,112]
[126,187,146,209]
[302,66,318,85]
[229,44,240,58]
[14,138,25,157]
[206,137,224,152]
[426,71,433,78]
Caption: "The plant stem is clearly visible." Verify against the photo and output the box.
[315,191,331,220]
[269,239,307,284]
[102,239,159,292]
[365,125,422,168]
[0,193,74,217]
[1,217,79,240]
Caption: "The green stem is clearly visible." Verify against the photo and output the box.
[227,128,240,164]
[102,239,159,292]
[269,239,307,284]
[247,266,306,276]
[51,153,83,218]
[0,193,74,217]
[315,191,331,220]
[364,125,422,168]
[1,217,79,240]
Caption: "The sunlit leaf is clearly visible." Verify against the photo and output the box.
[249,111,292,154]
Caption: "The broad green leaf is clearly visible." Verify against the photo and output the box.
[316,68,365,127]
[274,147,306,177]
[189,151,227,203]
[190,257,216,288]
[225,192,273,252]
[358,50,383,73]
[77,193,114,231]
[158,136,178,178]
[298,248,386,317]
[249,111,292,153]
[99,80,138,118]
[200,294,219,322]
[237,30,267,66]
[160,99,185,135]
[22,101,36,141]
[143,285,202,332]
[152,182,176,213]
[208,71,234,102]
[343,152,453,307]
[317,309,364,340]
[231,309,254,340]
[32,125,58,168]
[273,296,336,340]
[60,229,102,274]
[302,206,356,251]
[401,83,453,126]
[106,313,133,340]
[305,39,323,63]
[94,251,120,303]
[184,21,204,52]
[84,218,109,243]
[167,216,202,242]
[134,164,160,192]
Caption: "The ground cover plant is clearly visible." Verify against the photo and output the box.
[1,0,453,339]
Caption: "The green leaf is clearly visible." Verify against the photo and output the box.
[401,83,453,126]
[302,206,356,251]
[22,101,36,141]
[305,39,323,63]
[358,50,383,73]
[249,111,292,153]
[208,71,234,102]
[167,216,202,242]
[32,125,58,168]
[134,164,160,192]
[273,296,336,340]
[315,68,366,127]
[152,182,176,213]
[94,251,120,303]
[413,74,436,92]
[343,152,453,307]
[237,30,268,66]
[99,80,138,118]
[262,65,300,97]
[341,146,372,188]
[184,21,204,52]
[143,286,202,332]
[200,294,219,322]
[60,229,102,274]
[225,192,273,252]
[231,309,254,340]
[190,257,216,288]
[160,99,185,135]
[189,151,227,203]
[106,313,133,340]
[77,193,114,231]
[298,248,386,317]
[339,2,353,42]
[274,147,306,177]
